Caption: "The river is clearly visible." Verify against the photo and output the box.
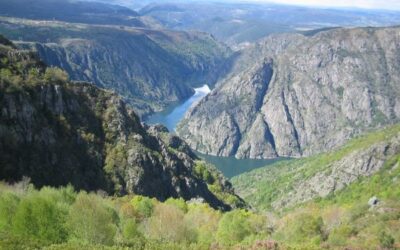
[144,85,285,178]
[145,85,211,133]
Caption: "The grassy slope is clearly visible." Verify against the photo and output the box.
[231,125,400,248]
[232,124,400,211]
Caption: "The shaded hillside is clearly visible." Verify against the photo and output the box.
[0,35,243,210]
[0,17,231,116]
[178,26,400,159]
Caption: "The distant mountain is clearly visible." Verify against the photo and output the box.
[0,0,147,27]
[140,2,400,45]
[178,26,400,159]
[0,17,231,117]
[0,35,244,210]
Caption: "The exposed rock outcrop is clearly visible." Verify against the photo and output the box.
[178,27,400,159]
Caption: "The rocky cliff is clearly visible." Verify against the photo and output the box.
[0,17,230,117]
[0,36,243,210]
[178,26,400,159]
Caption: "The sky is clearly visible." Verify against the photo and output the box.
[238,0,400,10]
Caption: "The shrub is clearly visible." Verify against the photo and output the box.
[44,67,69,84]
[379,231,395,249]
[185,203,221,245]
[12,193,68,243]
[277,212,325,246]
[216,209,252,246]
[165,197,188,213]
[327,224,356,246]
[144,203,194,243]
[67,192,118,245]
[122,218,141,240]
[0,192,20,231]
[131,195,155,218]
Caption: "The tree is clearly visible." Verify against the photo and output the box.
[44,67,69,84]
[12,193,67,243]
[0,192,20,231]
[66,192,117,245]
[131,195,155,218]
[144,203,194,243]
[216,209,252,246]
[184,203,221,245]
[278,212,325,246]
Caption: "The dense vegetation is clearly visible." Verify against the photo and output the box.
[1,151,399,250]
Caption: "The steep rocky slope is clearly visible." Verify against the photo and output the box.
[0,36,243,210]
[232,124,400,210]
[0,17,230,117]
[178,26,400,159]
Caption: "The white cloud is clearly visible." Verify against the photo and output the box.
[238,0,400,10]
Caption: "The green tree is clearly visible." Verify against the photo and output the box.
[185,203,221,245]
[165,197,188,213]
[131,195,155,218]
[67,192,117,245]
[0,192,20,231]
[278,212,325,246]
[12,193,67,243]
[216,209,252,246]
[44,67,69,84]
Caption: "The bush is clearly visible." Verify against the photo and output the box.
[131,195,156,218]
[327,224,356,246]
[165,197,188,213]
[185,203,221,245]
[216,209,253,246]
[380,231,395,249]
[277,212,325,246]
[145,203,194,243]
[67,192,118,245]
[44,67,69,84]
[12,192,68,243]
[0,192,20,231]
[122,218,141,240]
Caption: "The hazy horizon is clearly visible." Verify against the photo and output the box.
[211,0,400,11]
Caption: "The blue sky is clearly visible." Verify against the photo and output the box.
[234,0,400,10]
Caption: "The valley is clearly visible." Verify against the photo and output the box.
[0,0,399,249]
[144,84,287,177]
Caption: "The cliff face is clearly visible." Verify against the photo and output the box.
[178,27,400,159]
[0,17,231,117]
[0,36,242,210]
